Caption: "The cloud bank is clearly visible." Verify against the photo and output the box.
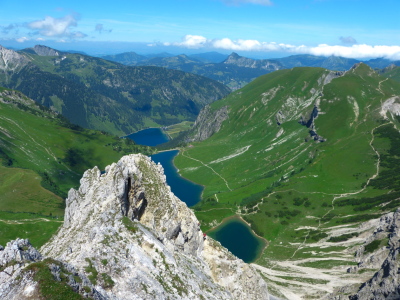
[27,14,87,39]
[165,35,400,60]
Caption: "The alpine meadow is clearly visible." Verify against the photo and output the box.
[2,0,400,299]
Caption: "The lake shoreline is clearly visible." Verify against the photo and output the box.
[206,214,268,263]
[127,127,266,263]
[150,150,203,207]
[151,147,206,198]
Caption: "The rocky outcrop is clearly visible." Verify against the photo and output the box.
[380,96,400,119]
[348,209,400,300]
[317,70,344,86]
[0,45,30,72]
[0,239,42,300]
[32,45,60,56]
[0,239,105,300]
[0,154,269,299]
[298,105,326,142]
[327,209,400,300]
[190,105,229,142]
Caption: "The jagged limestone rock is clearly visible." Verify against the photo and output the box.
[348,209,400,300]
[327,209,400,300]
[0,46,30,72]
[39,154,269,299]
[0,239,42,300]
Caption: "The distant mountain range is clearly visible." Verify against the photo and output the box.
[0,45,230,136]
[102,51,400,89]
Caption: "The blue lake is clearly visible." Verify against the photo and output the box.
[150,150,203,207]
[126,127,263,261]
[126,127,169,146]
[207,217,265,263]
[126,128,203,206]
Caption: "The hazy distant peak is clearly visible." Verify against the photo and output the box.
[33,45,60,56]
[228,52,240,58]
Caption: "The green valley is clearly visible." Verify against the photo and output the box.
[173,63,400,298]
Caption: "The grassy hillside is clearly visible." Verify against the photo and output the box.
[174,64,400,298]
[0,87,153,247]
[381,65,400,82]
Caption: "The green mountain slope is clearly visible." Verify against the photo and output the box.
[381,65,400,82]
[102,51,147,65]
[0,87,153,247]
[0,45,230,135]
[174,64,400,298]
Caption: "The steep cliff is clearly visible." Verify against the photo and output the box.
[0,154,269,299]
[189,105,229,142]
[0,46,29,72]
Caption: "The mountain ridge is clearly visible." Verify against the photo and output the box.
[0,45,230,136]
[0,154,270,299]
[102,50,400,89]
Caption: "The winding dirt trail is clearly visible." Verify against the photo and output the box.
[285,122,387,262]
[180,149,232,191]
[256,120,391,299]
[0,218,62,224]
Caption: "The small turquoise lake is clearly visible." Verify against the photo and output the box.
[126,127,169,146]
[207,217,266,263]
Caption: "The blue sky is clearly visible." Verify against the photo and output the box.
[1,0,400,58]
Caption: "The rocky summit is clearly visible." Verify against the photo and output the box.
[0,154,269,300]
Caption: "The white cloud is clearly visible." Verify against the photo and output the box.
[16,37,29,43]
[306,44,400,60]
[165,35,400,60]
[27,14,87,39]
[165,35,208,48]
[222,0,273,6]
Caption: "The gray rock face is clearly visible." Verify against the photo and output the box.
[38,154,269,299]
[190,105,229,142]
[0,239,42,300]
[327,209,400,300]
[0,238,42,267]
[0,46,30,72]
[347,209,400,300]
[32,45,60,56]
